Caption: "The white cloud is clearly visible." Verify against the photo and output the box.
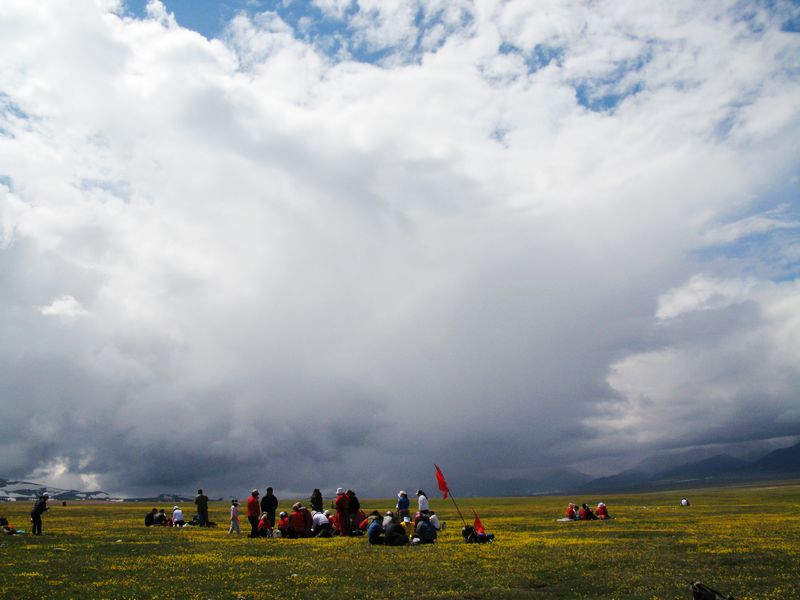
[0,0,798,494]
[38,295,91,320]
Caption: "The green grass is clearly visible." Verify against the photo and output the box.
[1,482,799,599]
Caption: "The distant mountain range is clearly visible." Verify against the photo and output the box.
[575,441,800,494]
[3,442,799,501]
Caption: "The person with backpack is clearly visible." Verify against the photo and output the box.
[30,493,49,535]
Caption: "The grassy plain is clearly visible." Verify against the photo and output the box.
[1,482,799,599]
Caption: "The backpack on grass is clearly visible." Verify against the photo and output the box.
[690,581,734,600]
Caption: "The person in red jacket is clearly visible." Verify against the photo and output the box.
[288,503,308,538]
[276,511,290,537]
[565,503,577,520]
[247,489,260,538]
[334,488,350,536]
[578,503,598,520]
[596,502,609,519]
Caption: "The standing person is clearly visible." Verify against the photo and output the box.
[309,489,324,513]
[396,491,410,521]
[30,493,49,535]
[416,490,430,515]
[247,489,260,538]
[228,500,241,535]
[334,488,350,536]
[347,490,361,533]
[261,487,278,530]
[195,489,209,526]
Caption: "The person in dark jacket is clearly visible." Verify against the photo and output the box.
[309,489,324,513]
[384,516,409,546]
[153,509,168,525]
[145,508,157,526]
[347,490,361,532]
[31,493,49,535]
[413,515,437,544]
[195,489,209,526]
[261,487,278,529]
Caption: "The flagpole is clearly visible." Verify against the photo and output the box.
[447,491,468,528]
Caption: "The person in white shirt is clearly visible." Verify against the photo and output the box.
[416,490,430,514]
[228,500,241,535]
[429,511,441,530]
[172,506,186,527]
[311,510,332,537]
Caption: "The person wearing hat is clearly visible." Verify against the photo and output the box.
[228,499,241,535]
[396,491,410,521]
[334,488,350,536]
[172,505,186,527]
[596,502,609,520]
[311,509,332,537]
[366,511,385,545]
[247,489,260,537]
[30,492,49,535]
[276,511,290,537]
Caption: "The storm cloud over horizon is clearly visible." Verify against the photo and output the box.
[1,0,799,498]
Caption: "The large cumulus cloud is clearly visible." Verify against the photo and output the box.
[0,0,798,497]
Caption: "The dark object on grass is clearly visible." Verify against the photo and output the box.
[690,581,735,600]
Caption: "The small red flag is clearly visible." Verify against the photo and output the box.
[434,464,449,500]
[472,509,485,535]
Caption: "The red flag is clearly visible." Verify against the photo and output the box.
[472,509,485,535]
[434,464,449,500]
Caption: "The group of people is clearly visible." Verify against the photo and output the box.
[223,487,440,544]
[563,502,611,521]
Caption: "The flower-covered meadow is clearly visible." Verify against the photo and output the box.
[1,483,798,599]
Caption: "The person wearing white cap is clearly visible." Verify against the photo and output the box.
[172,506,186,527]
[334,488,350,536]
[31,492,49,535]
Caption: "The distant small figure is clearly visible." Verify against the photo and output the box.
[681,497,690,507]
[396,491,410,521]
[153,509,168,526]
[309,489,323,513]
[578,503,598,520]
[61,501,67,507]
[1,516,20,535]
[172,506,186,527]
[416,490,430,515]
[247,489,260,538]
[145,508,158,527]
[195,489,209,526]
[228,500,240,535]
[261,487,278,530]
[311,510,332,537]
[30,493,49,535]
[565,503,578,520]
[596,502,610,520]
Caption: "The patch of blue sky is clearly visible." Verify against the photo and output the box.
[499,42,564,74]
[122,1,469,65]
[77,179,133,203]
[0,175,14,191]
[572,51,652,113]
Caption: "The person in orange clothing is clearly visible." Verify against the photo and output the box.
[247,489,260,537]
[565,503,577,520]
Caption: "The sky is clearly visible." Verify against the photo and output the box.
[1,0,799,499]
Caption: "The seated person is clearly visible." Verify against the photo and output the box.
[257,512,272,537]
[311,510,332,537]
[384,517,409,546]
[145,508,157,527]
[402,517,415,537]
[681,497,690,507]
[578,503,597,520]
[172,506,186,527]
[153,509,168,526]
[1,516,19,535]
[412,515,437,544]
[596,502,609,519]
[429,511,442,530]
[565,503,577,520]
[276,511,290,537]
[367,514,385,545]
[382,510,395,529]
[287,504,308,538]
